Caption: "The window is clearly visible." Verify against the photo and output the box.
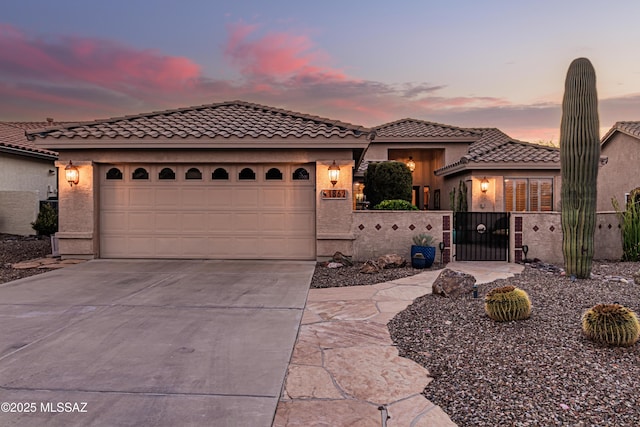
[239,167,256,180]
[212,168,229,180]
[505,178,553,212]
[106,167,123,180]
[132,167,149,180]
[266,168,283,180]
[292,167,310,180]
[185,167,202,180]
[158,168,175,180]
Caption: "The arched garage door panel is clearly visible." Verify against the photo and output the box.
[100,164,315,259]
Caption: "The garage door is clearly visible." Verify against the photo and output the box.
[99,164,316,259]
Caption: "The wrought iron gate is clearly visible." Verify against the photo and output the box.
[454,212,510,261]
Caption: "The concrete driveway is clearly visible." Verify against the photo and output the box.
[0,259,314,427]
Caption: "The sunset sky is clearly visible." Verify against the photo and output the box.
[3,0,640,142]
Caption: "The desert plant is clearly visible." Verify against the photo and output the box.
[560,58,600,279]
[484,285,531,322]
[31,203,58,236]
[363,161,412,208]
[612,195,640,261]
[458,180,468,212]
[374,199,419,210]
[581,304,640,347]
[412,233,436,247]
[449,187,457,212]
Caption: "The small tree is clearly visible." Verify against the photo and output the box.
[363,161,412,207]
[31,203,58,236]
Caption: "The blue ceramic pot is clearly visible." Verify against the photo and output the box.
[411,245,436,268]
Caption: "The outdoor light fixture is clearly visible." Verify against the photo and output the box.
[438,241,445,266]
[65,161,79,187]
[328,161,340,187]
[406,156,416,172]
[480,177,489,193]
[522,244,529,261]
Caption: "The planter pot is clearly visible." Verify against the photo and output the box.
[411,245,436,268]
[412,255,427,269]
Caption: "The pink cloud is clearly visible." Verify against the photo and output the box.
[0,23,201,98]
[223,22,348,82]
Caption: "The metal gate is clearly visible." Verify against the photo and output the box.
[454,212,510,261]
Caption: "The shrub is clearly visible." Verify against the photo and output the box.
[484,285,531,322]
[581,303,640,347]
[363,162,412,208]
[612,195,640,261]
[374,199,418,211]
[31,203,58,236]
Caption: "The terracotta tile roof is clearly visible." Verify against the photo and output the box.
[0,122,58,157]
[434,128,559,175]
[27,101,369,141]
[373,118,480,139]
[601,121,640,146]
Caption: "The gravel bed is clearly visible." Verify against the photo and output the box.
[389,261,640,426]
[0,234,52,284]
[310,262,442,288]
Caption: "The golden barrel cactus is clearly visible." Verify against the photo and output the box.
[484,285,531,322]
[581,304,640,347]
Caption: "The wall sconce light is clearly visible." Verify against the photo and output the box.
[406,156,416,173]
[328,161,340,187]
[65,161,79,186]
[480,177,489,193]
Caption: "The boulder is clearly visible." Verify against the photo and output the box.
[432,268,476,298]
[376,254,406,269]
[359,260,380,274]
[331,251,353,266]
[634,269,640,285]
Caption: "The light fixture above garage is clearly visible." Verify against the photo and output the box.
[65,161,79,186]
[328,161,340,187]
[480,177,489,193]
[406,156,416,173]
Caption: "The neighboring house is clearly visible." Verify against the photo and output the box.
[356,118,562,213]
[597,121,640,211]
[0,121,59,235]
[27,101,370,260]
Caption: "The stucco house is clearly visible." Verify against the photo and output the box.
[356,119,562,213]
[0,121,59,235]
[28,101,371,260]
[597,121,640,211]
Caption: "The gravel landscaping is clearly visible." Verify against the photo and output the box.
[389,261,640,426]
[0,234,52,284]
[310,261,437,288]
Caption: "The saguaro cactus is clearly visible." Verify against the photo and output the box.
[560,58,600,279]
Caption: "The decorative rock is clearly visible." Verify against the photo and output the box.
[376,253,406,269]
[633,269,640,284]
[326,262,343,269]
[432,268,476,298]
[360,260,380,274]
[331,251,353,266]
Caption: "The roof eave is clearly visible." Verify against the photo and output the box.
[0,145,58,160]
[435,160,560,177]
[31,137,371,151]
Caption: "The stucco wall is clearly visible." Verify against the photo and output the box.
[0,154,57,196]
[0,191,39,235]
[55,160,97,259]
[511,212,622,265]
[351,211,450,262]
[598,133,640,211]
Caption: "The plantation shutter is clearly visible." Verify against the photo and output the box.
[540,180,553,211]
[515,180,527,211]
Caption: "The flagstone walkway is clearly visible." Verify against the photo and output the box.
[274,262,524,427]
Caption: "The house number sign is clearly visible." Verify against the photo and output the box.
[321,189,347,199]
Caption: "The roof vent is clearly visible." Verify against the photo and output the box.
[46,117,54,124]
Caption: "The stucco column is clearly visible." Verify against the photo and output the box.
[316,160,355,259]
[55,160,98,259]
